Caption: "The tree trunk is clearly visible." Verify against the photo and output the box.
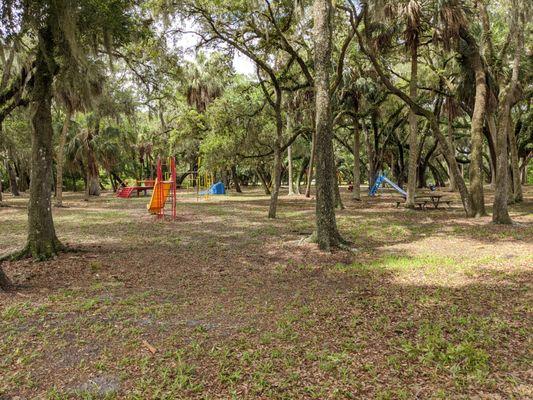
[334,167,344,210]
[352,118,361,200]
[313,0,343,250]
[493,3,522,224]
[268,147,282,218]
[469,62,487,217]
[287,145,295,195]
[493,110,512,224]
[55,109,72,207]
[0,263,12,291]
[26,23,62,259]
[431,119,475,216]
[286,113,295,195]
[5,159,19,196]
[447,109,457,191]
[257,166,271,195]
[508,119,522,202]
[231,166,242,193]
[363,122,376,187]
[305,128,316,197]
[86,128,100,196]
[296,157,309,195]
[405,40,419,208]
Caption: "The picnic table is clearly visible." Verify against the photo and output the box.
[395,194,452,210]
[415,194,444,209]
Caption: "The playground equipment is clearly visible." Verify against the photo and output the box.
[117,179,155,198]
[182,157,217,200]
[369,173,407,197]
[147,157,176,219]
[200,181,225,195]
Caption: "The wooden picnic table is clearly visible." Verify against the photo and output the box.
[395,194,451,210]
[415,194,444,209]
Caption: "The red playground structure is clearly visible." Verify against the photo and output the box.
[146,157,177,220]
[116,180,155,198]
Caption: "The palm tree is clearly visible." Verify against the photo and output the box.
[54,62,103,206]
[185,53,225,112]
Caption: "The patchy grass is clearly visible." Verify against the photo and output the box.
[0,186,532,399]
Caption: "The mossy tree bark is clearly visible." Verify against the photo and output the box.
[469,65,487,217]
[313,0,343,250]
[493,3,522,224]
[461,30,487,217]
[26,23,62,259]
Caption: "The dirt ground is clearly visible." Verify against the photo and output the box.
[1,186,532,399]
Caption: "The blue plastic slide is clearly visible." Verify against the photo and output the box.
[199,181,225,195]
[369,173,407,197]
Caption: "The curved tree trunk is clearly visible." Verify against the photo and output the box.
[405,40,419,208]
[55,109,72,207]
[431,119,475,216]
[26,23,62,259]
[352,118,361,200]
[313,0,343,250]
[493,3,522,224]
[257,166,271,195]
[296,156,309,195]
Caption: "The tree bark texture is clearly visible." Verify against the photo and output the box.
[313,0,343,250]
[405,41,418,208]
[27,24,62,259]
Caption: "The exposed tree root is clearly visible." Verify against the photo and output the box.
[0,239,67,262]
[0,245,31,262]
[0,262,13,291]
[303,231,355,252]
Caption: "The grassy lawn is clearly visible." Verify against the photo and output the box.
[1,187,532,399]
